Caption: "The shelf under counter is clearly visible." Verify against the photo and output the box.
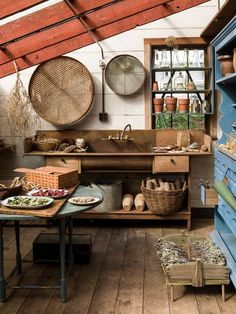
[75,208,191,229]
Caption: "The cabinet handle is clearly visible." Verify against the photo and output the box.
[222,204,225,208]
[61,158,67,164]
[227,210,230,215]
[170,159,175,164]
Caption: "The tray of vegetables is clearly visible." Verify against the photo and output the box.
[1,196,54,209]
[27,188,69,199]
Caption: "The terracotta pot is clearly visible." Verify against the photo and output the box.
[217,55,234,76]
[165,97,177,113]
[178,98,190,113]
[153,98,164,113]
[233,48,236,72]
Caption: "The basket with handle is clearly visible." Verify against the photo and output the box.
[141,180,187,215]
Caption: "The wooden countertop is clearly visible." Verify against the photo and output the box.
[24,151,212,157]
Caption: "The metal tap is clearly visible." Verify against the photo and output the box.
[120,124,132,140]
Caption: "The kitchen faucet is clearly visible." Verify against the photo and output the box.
[120,124,132,140]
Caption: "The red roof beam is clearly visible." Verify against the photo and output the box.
[0,0,122,45]
[0,0,210,78]
[0,0,170,65]
[0,0,50,20]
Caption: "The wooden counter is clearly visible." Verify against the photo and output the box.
[23,129,213,230]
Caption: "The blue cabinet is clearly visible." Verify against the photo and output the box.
[211,16,236,288]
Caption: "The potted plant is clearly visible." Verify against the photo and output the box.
[165,97,177,113]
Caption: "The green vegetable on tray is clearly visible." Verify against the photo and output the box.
[7,196,50,207]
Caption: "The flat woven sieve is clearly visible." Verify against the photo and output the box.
[29,56,94,126]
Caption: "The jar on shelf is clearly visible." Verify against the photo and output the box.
[181,48,188,67]
[217,55,234,76]
[189,49,200,67]
[191,97,201,113]
[160,49,170,68]
[161,71,172,90]
[172,48,180,67]
[174,71,185,90]
[153,49,160,68]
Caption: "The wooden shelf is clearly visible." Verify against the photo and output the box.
[152,67,211,72]
[216,73,236,85]
[152,112,212,115]
[152,89,210,94]
[75,208,191,229]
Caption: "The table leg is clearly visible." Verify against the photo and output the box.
[68,217,74,273]
[59,218,67,302]
[14,221,22,275]
[0,221,6,302]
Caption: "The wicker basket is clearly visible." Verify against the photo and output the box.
[15,166,78,189]
[141,181,187,215]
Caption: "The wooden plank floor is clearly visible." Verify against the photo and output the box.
[0,219,236,314]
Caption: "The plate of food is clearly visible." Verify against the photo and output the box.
[68,196,100,205]
[27,188,69,199]
[1,196,54,209]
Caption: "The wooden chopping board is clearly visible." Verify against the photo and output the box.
[0,186,77,218]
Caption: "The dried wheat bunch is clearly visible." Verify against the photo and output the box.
[165,36,178,48]
[6,68,41,139]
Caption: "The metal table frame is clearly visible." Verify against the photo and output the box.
[0,186,102,303]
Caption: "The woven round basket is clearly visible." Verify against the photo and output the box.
[29,56,94,126]
[141,181,187,215]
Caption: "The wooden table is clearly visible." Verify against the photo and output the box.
[0,185,103,303]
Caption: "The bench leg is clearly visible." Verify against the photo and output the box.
[68,217,74,273]
[15,221,22,275]
[59,218,67,303]
[0,222,6,302]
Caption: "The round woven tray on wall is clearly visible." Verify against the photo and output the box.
[29,56,94,126]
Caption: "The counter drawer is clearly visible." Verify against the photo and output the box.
[218,197,236,238]
[152,156,189,173]
[45,157,81,173]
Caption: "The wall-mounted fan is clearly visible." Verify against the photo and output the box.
[105,54,146,96]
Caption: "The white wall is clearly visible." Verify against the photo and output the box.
[0,0,223,180]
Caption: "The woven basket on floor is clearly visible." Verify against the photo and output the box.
[141,181,187,215]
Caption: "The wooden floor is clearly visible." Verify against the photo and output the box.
[0,219,236,314]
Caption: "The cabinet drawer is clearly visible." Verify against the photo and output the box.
[45,157,81,173]
[218,197,236,238]
[152,156,189,173]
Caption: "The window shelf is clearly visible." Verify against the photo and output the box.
[152,67,212,72]
[152,89,210,94]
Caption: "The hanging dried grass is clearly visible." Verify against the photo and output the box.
[165,36,178,48]
[6,62,41,140]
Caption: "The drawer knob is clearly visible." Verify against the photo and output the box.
[227,210,230,215]
[61,158,67,164]
[170,158,175,164]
